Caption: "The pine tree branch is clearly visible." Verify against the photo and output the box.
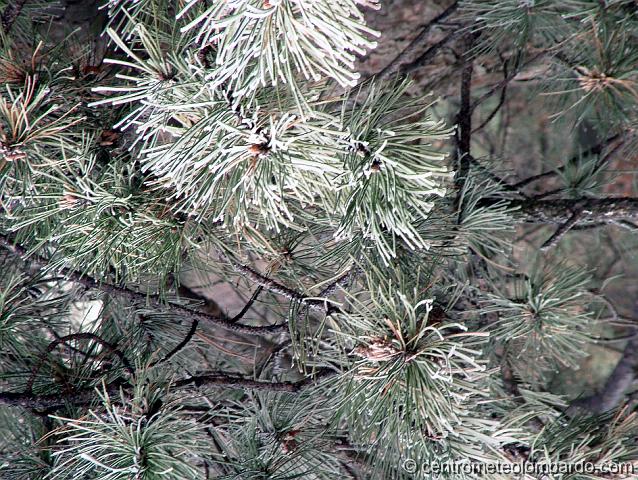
[26,333,134,394]
[151,319,199,366]
[173,368,338,393]
[568,334,638,415]
[228,286,263,323]
[374,1,459,82]
[228,259,340,313]
[510,197,638,224]
[511,133,624,190]
[0,234,287,335]
[539,208,583,251]
[320,268,358,297]
[0,369,338,409]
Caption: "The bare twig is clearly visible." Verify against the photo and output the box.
[26,333,133,394]
[470,49,547,114]
[152,319,199,366]
[228,259,338,313]
[468,157,526,195]
[511,133,624,190]
[0,235,287,335]
[375,1,459,81]
[472,57,508,133]
[228,286,263,323]
[0,369,339,409]
[540,208,583,251]
[402,30,463,77]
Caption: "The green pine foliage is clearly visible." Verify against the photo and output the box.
[1,0,638,478]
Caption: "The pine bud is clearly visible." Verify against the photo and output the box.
[353,337,400,362]
[99,130,120,147]
[0,143,26,162]
[370,159,382,172]
[59,192,80,210]
[247,143,270,156]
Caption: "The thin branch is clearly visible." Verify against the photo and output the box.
[611,219,638,231]
[151,319,199,366]
[470,49,547,115]
[374,1,459,81]
[540,208,583,251]
[402,30,463,77]
[467,158,526,196]
[511,133,624,190]
[228,259,337,313]
[26,333,134,394]
[0,234,287,335]
[472,57,508,133]
[228,286,263,323]
[530,188,563,200]
[0,369,339,409]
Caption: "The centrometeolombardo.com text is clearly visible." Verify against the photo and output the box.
[401,459,637,476]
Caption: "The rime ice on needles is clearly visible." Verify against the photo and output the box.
[335,84,453,264]
[177,0,380,114]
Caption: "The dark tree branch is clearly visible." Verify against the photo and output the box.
[540,208,583,251]
[472,57,508,134]
[0,386,117,410]
[177,284,229,321]
[456,55,474,164]
[228,259,339,313]
[469,49,547,115]
[228,286,263,323]
[402,30,463,77]
[511,133,624,190]
[510,197,638,224]
[151,319,199,366]
[468,157,525,195]
[0,234,287,335]
[0,369,338,409]
[569,334,638,415]
[612,219,638,231]
[26,333,133,394]
[454,33,480,193]
[453,34,477,218]
[374,1,459,81]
